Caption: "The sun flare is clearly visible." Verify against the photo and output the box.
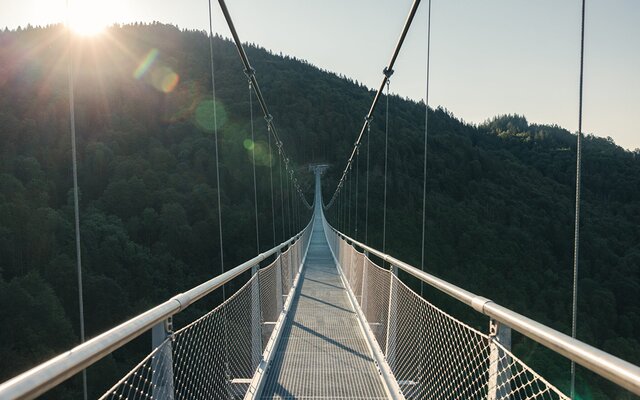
[66,0,124,36]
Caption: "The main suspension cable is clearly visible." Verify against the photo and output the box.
[326,0,422,208]
[217,0,310,207]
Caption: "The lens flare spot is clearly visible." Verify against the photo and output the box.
[161,71,180,93]
[259,149,274,167]
[151,66,179,93]
[243,141,274,166]
[133,48,158,79]
[195,100,228,132]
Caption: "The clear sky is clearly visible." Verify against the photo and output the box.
[2,0,639,150]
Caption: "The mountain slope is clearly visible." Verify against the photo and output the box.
[0,24,638,399]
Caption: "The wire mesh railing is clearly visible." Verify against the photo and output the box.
[100,225,312,400]
[0,219,312,400]
[324,217,570,400]
[386,275,567,400]
[101,275,259,400]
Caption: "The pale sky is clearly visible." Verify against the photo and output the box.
[2,0,639,150]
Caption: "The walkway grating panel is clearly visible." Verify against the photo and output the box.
[260,219,388,399]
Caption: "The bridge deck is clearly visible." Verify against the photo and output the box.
[260,217,388,399]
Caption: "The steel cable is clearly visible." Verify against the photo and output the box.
[420,0,432,297]
[355,148,360,240]
[366,124,371,243]
[278,149,286,241]
[382,80,390,254]
[248,81,260,253]
[65,6,87,398]
[268,129,276,247]
[207,0,226,295]
[571,0,587,397]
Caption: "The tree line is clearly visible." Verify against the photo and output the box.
[0,24,638,399]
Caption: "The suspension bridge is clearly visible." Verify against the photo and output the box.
[1,0,640,399]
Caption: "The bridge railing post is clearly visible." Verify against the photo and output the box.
[362,250,369,316]
[275,250,284,312]
[292,241,298,282]
[385,264,399,369]
[251,264,262,370]
[347,242,352,275]
[488,319,512,400]
[151,318,174,400]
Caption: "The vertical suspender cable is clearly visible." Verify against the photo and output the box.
[65,6,87,398]
[336,191,339,229]
[268,129,276,247]
[207,2,231,390]
[339,189,342,229]
[298,185,302,229]
[365,124,371,243]
[208,0,225,293]
[571,0,586,397]
[294,187,298,231]
[420,0,432,297]
[382,80,391,254]
[278,150,285,241]
[355,149,360,240]
[334,191,337,228]
[337,189,340,230]
[298,187,301,230]
[287,169,293,235]
[340,188,347,232]
[296,183,300,230]
[248,81,260,253]
[292,181,297,231]
[339,189,343,231]
[336,189,339,230]
[289,170,293,235]
[297,184,301,230]
[341,189,344,231]
[348,169,352,235]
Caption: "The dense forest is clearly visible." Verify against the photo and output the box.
[0,24,638,399]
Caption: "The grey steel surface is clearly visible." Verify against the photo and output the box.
[260,217,388,399]
[330,227,640,396]
[0,226,311,400]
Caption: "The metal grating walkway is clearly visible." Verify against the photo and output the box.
[260,216,388,399]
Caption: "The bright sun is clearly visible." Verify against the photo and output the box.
[67,0,123,36]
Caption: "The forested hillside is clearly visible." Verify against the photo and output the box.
[0,24,638,399]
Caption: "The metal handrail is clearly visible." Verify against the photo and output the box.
[0,220,313,400]
[327,224,640,396]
